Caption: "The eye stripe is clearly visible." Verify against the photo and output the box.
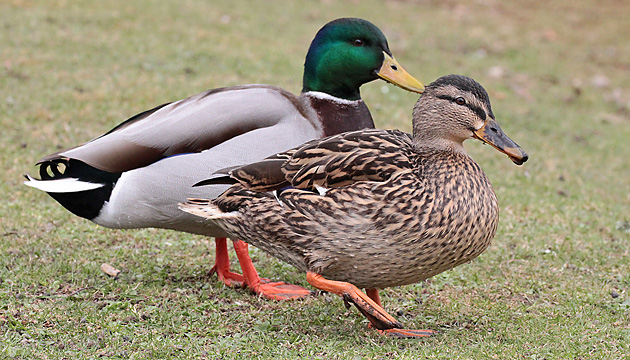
[436,94,487,121]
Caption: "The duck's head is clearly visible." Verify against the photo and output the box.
[412,75,528,165]
[302,18,424,100]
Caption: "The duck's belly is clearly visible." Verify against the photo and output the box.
[314,231,493,289]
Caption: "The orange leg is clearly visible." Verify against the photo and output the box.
[307,272,434,338]
[210,237,245,287]
[231,240,312,301]
[366,288,381,307]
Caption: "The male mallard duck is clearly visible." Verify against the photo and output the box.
[24,18,424,300]
[179,75,528,337]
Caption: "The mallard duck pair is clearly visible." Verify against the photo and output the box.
[24,18,424,300]
[180,75,528,337]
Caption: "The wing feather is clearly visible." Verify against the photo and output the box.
[39,85,309,173]
[230,129,416,192]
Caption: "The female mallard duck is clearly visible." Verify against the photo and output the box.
[179,75,528,337]
[24,18,424,300]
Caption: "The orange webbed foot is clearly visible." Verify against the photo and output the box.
[307,272,401,329]
[212,238,311,299]
[211,266,246,287]
[307,272,434,337]
[233,240,312,300]
[250,279,313,300]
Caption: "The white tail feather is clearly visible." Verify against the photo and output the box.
[24,174,105,193]
[178,200,238,220]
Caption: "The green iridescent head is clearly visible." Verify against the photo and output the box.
[302,18,424,100]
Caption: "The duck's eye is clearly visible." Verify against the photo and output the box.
[455,97,466,105]
[352,39,364,47]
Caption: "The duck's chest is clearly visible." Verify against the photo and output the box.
[414,159,499,240]
[303,93,375,136]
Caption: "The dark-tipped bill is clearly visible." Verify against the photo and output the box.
[377,52,424,94]
[473,118,528,165]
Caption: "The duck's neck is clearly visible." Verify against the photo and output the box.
[411,125,469,159]
[301,75,365,101]
[413,136,468,158]
[303,91,375,137]
[412,110,469,157]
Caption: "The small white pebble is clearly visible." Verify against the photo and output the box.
[591,74,610,89]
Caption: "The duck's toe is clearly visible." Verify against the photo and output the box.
[212,266,246,288]
[252,280,313,300]
[345,292,403,330]
[378,328,435,338]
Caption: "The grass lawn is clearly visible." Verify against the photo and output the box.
[2,0,629,358]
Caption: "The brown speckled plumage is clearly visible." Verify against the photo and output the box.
[181,74,527,317]
[184,131,498,289]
